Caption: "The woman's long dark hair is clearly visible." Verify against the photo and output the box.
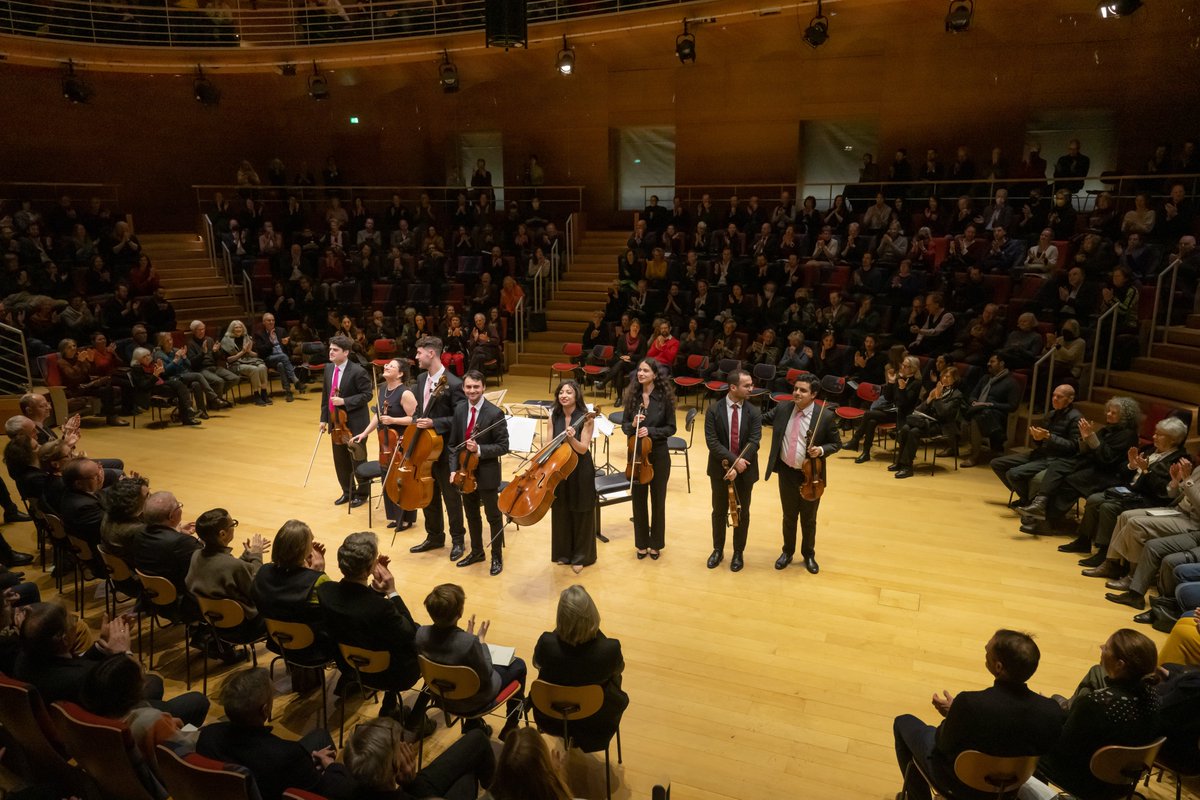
[621,357,676,414]
[551,380,586,423]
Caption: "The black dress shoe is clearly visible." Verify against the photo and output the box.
[887,463,902,472]
[350,497,366,508]
[854,452,871,464]
[1058,537,1091,553]
[775,553,792,570]
[334,493,351,506]
[1082,561,1122,578]
[1105,590,1146,609]
[636,550,648,559]
[449,543,465,561]
[456,551,485,568]
[803,556,820,574]
[6,552,33,567]
[1019,523,1041,535]
[648,549,660,560]
[409,539,444,554]
[490,557,503,576]
[1016,497,1048,518]
[843,440,859,452]
[397,521,415,532]
[1079,551,1106,568]
[387,521,399,529]
[1151,595,1182,612]
[1132,610,1155,625]
[730,552,744,572]
[706,550,723,569]
[894,468,914,479]
[4,511,32,523]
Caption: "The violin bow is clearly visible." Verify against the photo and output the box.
[301,427,325,487]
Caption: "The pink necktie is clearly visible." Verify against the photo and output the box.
[329,365,340,413]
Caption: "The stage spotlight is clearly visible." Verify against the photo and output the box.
[945,0,973,32]
[439,51,459,93]
[61,60,93,104]
[675,21,696,63]
[1098,0,1143,18]
[556,35,574,75]
[802,0,829,49]
[193,66,220,106]
[308,62,329,100]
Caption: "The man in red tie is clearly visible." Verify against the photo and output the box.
[703,369,762,572]
[763,373,841,574]
[449,371,510,575]
[319,335,374,507]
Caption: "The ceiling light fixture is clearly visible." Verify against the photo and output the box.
[307,61,329,100]
[1098,0,1143,18]
[556,35,575,75]
[675,20,696,63]
[439,51,459,93]
[193,66,220,106]
[803,0,829,48]
[945,0,973,32]
[61,60,93,104]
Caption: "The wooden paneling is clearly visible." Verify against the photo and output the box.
[1,0,1198,229]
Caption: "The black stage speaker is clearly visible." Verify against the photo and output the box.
[485,0,527,49]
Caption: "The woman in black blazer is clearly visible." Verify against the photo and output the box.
[532,585,629,752]
[620,357,677,559]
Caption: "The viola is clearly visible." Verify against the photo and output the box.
[376,383,405,469]
[799,400,827,501]
[329,386,353,446]
[498,410,599,526]
[722,458,741,528]
[451,415,508,496]
[624,406,655,486]
[384,375,447,510]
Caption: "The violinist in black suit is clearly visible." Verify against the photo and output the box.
[408,336,468,560]
[319,335,374,508]
[620,357,677,560]
[763,373,841,574]
[449,371,509,576]
[704,369,762,572]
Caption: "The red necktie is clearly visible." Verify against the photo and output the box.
[329,365,340,413]
[730,403,740,455]
[466,405,477,440]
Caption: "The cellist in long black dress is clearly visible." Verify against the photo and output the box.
[353,357,418,531]
[549,380,598,574]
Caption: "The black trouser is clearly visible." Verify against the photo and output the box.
[463,486,504,556]
[963,406,1006,449]
[331,440,368,499]
[850,408,894,453]
[423,458,465,547]
[383,492,417,525]
[631,448,670,550]
[151,378,194,421]
[710,472,754,554]
[777,463,820,558]
[405,728,495,800]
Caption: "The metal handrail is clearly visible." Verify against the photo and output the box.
[1025,347,1057,448]
[1147,257,1183,358]
[565,211,578,274]
[241,269,255,313]
[219,241,233,287]
[1085,301,1122,400]
[514,296,525,356]
[530,260,547,314]
[0,0,707,49]
[0,321,33,395]
[200,213,216,271]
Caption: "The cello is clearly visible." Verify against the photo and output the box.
[384,375,447,509]
[498,409,599,526]
[799,399,827,501]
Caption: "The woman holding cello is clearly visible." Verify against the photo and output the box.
[550,380,598,573]
[620,358,676,560]
[352,358,418,531]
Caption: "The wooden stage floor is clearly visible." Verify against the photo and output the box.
[9,375,1188,800]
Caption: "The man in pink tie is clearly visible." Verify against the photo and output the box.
[703,369,762,573]
[319,335,374,507]
[763,373,841,574]
[448,371,510,575]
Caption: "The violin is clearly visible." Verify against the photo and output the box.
[384,376,447,510]
[498,410,599,526]
[376,385,403,469]
[722,458,741,528]
[799,400,827,502]
[329,385,353,446]
[625,405,655,487]
[451,415,508,496]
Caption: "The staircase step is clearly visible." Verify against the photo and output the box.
[1130,357,1200,383]
[1188,313,1200,329]
[1148,342,1200,366]
[1101,371,1200,406]
[165,285,237,301]
[558,280,613,291]
[546,299,603,312]
[1160,327,1200,348]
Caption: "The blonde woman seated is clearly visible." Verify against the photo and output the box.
[221,320,272,406]
[344,716,495,800]
[533,585,629,752]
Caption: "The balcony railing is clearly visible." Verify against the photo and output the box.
[0,0,696,48]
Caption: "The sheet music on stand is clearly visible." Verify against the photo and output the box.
[589,403,614,440]
[588,403,619,473]
[505,415,538,455]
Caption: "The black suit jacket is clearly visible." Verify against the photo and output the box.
[12,648,107,705]
[449,399,509,492]
[319,359,373,435]
[704,397,762,482]
[315,580,421,690]
[969,371,1020,415]
[60,487,105,546]
[762,400,841,480]
[252,326,291,361]
[133,523,203,596]
[532,630,629,752]
[415,369,466,462]
[196,722,356,800]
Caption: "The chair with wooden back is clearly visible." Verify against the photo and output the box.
[906,750,1039,799]
[1087,737,1166,800]
[0,674,97,800]
[155,744,262,800]
[134,569,193,688]
[194,594,266,693]
[63,532,103,617]
[415,654,524,769]
[97,544,142,622]
[335,643,392,746]
[265,618,334,728]
[50,700,164,800]
[529,679,623,800]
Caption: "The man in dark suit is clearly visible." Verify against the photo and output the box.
[763,373,841,574]
[197,667,354,800]
[316,532,428,730]
[449,371,509,575]
[319,335,374,508]
[58,457,110,575]
[991,384,1082,507]
[408,336,468,561]
[133,490,201,619]
[893,629,1065,800]
[253,312,303,402]
[704,369,762,572]
[961,351,1020,468]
